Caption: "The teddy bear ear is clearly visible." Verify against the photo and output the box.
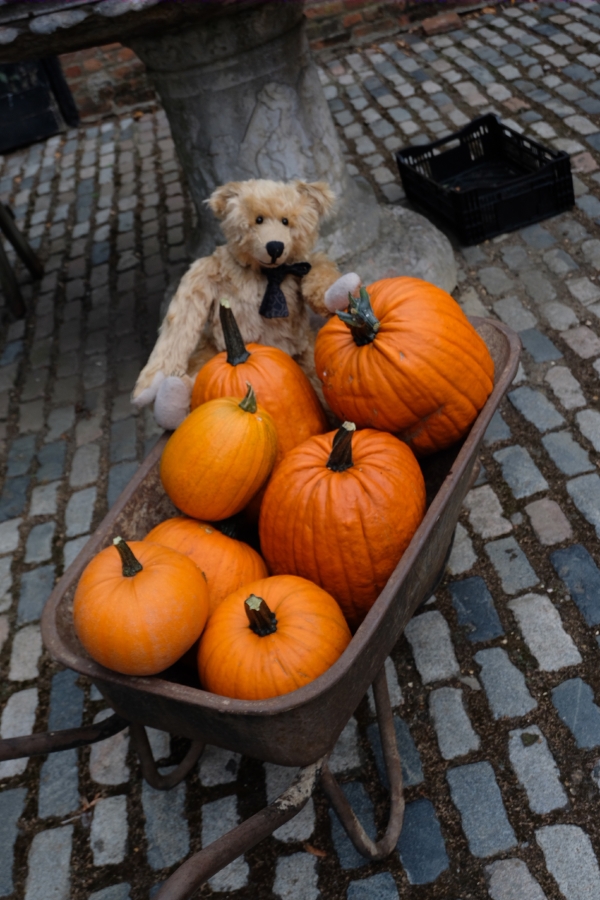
[295,181,336,217]
[207,182,243,219]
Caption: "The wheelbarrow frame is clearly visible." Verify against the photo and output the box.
[3,318,519,899]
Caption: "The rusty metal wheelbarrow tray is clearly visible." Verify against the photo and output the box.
[41,318,519,769]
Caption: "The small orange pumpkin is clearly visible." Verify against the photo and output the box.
[259,423,426,631]
[198,575,351,700]
[73,537,209,676]
[144,516,268,615]
[314,278,495,455]
[192,301,327,466]
[160,384,278,521]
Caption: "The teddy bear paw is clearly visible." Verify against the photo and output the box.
[154,375,193,431]
[131,371,166,410]
[324,272,362,313]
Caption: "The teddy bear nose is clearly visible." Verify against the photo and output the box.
[266,241,284,262]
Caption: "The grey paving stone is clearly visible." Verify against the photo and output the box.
[46,406,75,442]
[494,445,548,498]
[543,247,579,275]
[142,776,189,871]
[91,795,128,865]
[485,537,539,595]
[24,825,73,900]
[525,498,572,545]
[89,886,131,900]
[17,565,55,624]
[553,678,600,749]
[404,611,460,684]
[519,269,556,304]
[368,715,424,788]
[563,325,600,359]
[545,367,586,410]
[70,443,100,487]
[567,473,600,536]
[447,523,477,576]
[347,872,399,900]
[510,592,581,671]
[446,762,516,858]
[0,519,21,556]
[397,798,449,884]
[108,462,138,508]
[485,411,511,444]
[536,825,600,900]
[479,267,515,296]
[0,788,27,896]
[330,782,376,870]
[110,418,137,463]
[265,763,315,842]
[542,431,593,476]
[9,624,42,680]
[448,577,504,643]
[36,441,66,482]
[486,859,547,900]
[552,544,600,626]
[273,853,319,900]
[367,656,403,714]
[464,485,512,538]
[493,296,536,331]
[65,487,96,537]
[7,435,36,477]
[329,717,361,774]
[29,481,59,517]
[429,687,480,760]
[48,669,84,732]
[90,710,130,785]
[543,301,579,332]
[0,476,29,522]
[508,387,565,432]
[24,521,55,564]
[38,749,79,818]
[576,409,600,452]
[0,688,38,779]
[198,744,240,786]
[475,648,537,719]
[508,725,567,814]
[202,795,249,890]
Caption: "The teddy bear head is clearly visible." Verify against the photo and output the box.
[207,179,335,270]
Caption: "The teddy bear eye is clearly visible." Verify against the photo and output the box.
[282,218,289,226]
[255,216,263,224]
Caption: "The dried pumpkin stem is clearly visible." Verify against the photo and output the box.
[220,299,251,366]
[113,536,143,577]
[327,422,356,472]
[245,594,278,636]
[336,286,380,347]
[239,382,257,414]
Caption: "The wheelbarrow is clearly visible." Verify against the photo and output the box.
[2,318,519,900]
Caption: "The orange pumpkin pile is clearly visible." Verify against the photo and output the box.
[73,279,494,699]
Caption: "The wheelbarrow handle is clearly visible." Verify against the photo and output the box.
[0,713,129,762]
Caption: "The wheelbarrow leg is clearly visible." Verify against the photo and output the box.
[152,758,325,900]
[320,663,405,859]
[130,722,205,791]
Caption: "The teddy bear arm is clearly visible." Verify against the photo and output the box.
[301,252,341,317]
[133,259,217,398]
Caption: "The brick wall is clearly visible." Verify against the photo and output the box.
[59,43,156,122]
[59,0,490,121]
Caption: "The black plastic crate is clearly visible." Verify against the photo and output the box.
[395,114,574,245]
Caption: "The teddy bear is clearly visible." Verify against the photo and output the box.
[132,178,361,429]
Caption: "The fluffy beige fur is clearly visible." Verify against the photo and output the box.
[133,179,342,400]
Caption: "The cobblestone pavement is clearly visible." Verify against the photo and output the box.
[2,2,600,898]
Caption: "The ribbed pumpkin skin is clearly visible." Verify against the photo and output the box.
[144,517,268,615]
[259,429,426,631]
[198,575,351,700]
[314,277,495,455]
[73,541,209,676]
[160,396,278,520]
[192,344,327,465]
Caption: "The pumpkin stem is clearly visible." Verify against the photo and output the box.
[336,286,380,347]
[245,594,278,636]
[113,536,143,577]
[327,422,356,472]
[220,299,251,366]
[239,383,257,414]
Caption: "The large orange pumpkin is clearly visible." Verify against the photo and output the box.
[198,575,351,700]
[160,384,278,521]
[73,537,209,676]
[314,278,495,455]
[144,516,268,615]
[259,423,426,631]
[192,301,327,465]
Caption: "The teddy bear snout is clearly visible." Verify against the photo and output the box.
[266,241,284,263]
